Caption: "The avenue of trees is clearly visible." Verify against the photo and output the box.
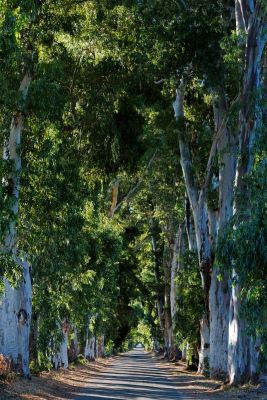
[0,0,266,386]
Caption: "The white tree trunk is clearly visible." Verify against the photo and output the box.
[193,201,212,372]
[198,317,210,374]
[0,72,32,377]
[181,343,187,361]
[170,231,179,323]
[209,274,230,379]
[228,277,250,383]
[162,237,176,359]
[174,82,212,373]
[209,90,236,379]
[185,197,197,252]
[53,324,69,369]
[85,335,96,360]
[170,224,186,360]
[150,227,165,332]
[84,315,97,360]
[229,2,267,384]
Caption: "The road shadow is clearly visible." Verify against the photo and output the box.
[71,350,215,400]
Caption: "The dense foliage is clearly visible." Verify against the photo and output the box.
[0,0,266,385]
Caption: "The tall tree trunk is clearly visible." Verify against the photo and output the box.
[84,335,96,360]
[53,322,69,369]
[170,224,185,326]
[0,72,32,377]
[185,196,197,252]
[228,1,267,384]
[84,315,96,360]
[163,241,174,358]
[173,81,212,373]
[96,335,105,358]
[209,89,236,379]
[150,221,165,335]
[69,325,79,362]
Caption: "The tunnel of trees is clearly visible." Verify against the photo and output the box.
[0,0,266,386]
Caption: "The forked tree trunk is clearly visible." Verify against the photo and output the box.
[0,72,32,377]
[173,82,212,373]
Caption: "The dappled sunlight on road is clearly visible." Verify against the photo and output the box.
[71,349,215,400]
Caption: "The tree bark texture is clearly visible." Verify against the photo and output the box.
[209,89,236,379]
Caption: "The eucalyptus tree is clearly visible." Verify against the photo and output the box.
[0,0,266,384]
[17,0,153,368]
[0,0,38,376]
[223,0,267,384]
[92,0,230,371]
[0,0,126,372]
[115,0,266,381]
[139,0,233,374]
[172,0,267,381]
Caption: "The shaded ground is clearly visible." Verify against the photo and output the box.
[0,359,110,400]
[1,350,267,399]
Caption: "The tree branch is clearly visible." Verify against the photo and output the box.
[202,94,240,196]
[173,80,199,209]
[110,150,158,217]
[108,180,120,218]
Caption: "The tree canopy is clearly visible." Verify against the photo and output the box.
[0,0,266,385]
